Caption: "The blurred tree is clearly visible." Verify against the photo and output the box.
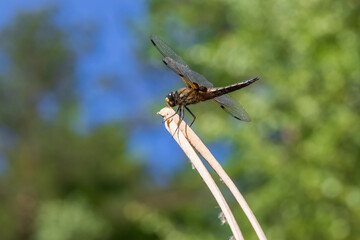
[149,0,360,239]
[0,9,77,240]
[0,9,154,240]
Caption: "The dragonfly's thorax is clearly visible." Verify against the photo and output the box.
[174,87,209,106]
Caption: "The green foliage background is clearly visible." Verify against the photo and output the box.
[149,1,360,238]
[0,1,359,240]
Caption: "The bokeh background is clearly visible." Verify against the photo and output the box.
[0,0,359,239]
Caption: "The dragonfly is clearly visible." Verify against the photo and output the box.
[151,35,259,127]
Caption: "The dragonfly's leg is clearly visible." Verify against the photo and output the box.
[177,106,185,131]
[172,105,184,137]
[163,106,180,123]
[185,106,196,127]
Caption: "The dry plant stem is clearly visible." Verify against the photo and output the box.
[160,110,244,240]
[158,107,267,240]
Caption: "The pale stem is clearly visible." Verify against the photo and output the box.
[158,107,267,240]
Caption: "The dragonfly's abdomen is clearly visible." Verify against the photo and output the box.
[205,77,259,100]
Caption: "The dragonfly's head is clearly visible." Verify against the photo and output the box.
[165,92,176,107]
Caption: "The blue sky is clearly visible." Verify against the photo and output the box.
[1,0,151,124]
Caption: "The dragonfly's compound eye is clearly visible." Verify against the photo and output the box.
[165,92,176,107]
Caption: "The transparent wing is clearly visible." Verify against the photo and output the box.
[212,95,251,122]
[163,57,214,89]
[150,35,189,67]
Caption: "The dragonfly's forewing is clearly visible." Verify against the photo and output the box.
[150,35,188,67]
[163,57,213,88]
[213,95,251,122]
[151,35,214,88]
